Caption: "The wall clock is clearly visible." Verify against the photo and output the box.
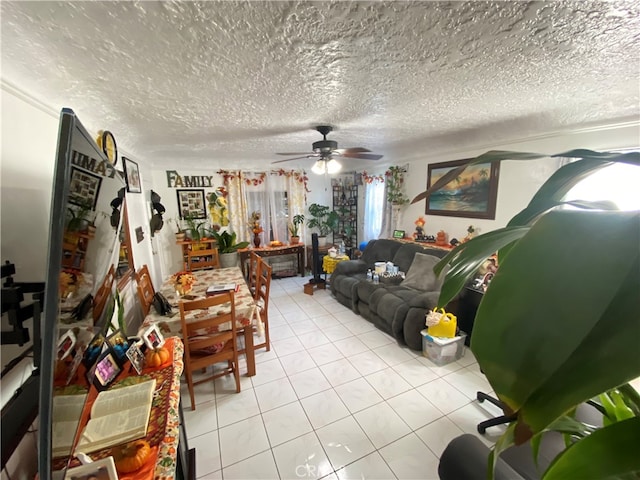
[97,130,118,166]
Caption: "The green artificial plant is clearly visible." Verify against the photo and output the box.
[288,214,305,237]
[307,203,339,237]
[211,230,250,254]
[183,213,207,241]
[413,149,640,479]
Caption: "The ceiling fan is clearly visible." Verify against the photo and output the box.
[272,125,383,174]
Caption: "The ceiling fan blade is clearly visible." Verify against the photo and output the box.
[334,147,371,154]
[340,152,384,160]
[272,155,317,164]
[276,152,314,156]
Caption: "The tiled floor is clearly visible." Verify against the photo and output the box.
[181,276,506,479]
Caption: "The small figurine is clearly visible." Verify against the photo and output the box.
[414,217,426,240]
[463,225,477,242]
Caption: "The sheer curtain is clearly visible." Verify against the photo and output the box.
[363,179,385,241]
[224,169,308,244]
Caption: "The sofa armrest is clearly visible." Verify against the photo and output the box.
[407,291,441,309]
[439,434,523,480]
[332,259,368,276]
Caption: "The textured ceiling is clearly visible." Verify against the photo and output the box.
[1,1,639,170]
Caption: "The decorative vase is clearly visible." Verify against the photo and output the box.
[253,233,261,248]
[175,232,186,242]
[175,284,191,296]
[290,236,300,245]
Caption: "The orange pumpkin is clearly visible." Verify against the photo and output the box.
[145,347,170,367]
[112,439,151,473]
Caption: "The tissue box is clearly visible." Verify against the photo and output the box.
[421,330,467,366]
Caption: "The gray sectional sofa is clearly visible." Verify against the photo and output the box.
[330,239,458,350]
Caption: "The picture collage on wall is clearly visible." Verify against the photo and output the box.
[69,167,102,209]
[176,189,206,219]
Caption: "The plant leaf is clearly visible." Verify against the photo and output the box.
[434,226,529,306]
[542,418,640,480]
[471,210,640,439]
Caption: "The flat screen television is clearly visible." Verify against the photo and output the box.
[39,109,127,479]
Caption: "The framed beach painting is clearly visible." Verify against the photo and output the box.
[425,159,500,219]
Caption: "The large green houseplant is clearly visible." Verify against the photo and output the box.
[307,203,339,240]
[211,229,250,268]
[413,149,640,479]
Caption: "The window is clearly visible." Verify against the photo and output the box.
[564,162,640,211]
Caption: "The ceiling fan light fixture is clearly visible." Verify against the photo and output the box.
[326,159,342,174]
[311,159,326,175]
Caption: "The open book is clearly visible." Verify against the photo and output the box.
[206,283,238,295]
[52,379,156,456]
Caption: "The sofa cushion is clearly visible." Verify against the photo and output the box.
[401,253,443,291]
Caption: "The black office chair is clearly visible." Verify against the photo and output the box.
[476,391,517,434]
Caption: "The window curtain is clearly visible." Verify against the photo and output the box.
[284,170,307,240]
[223,172,251,244]
[224,169,307,244]
[378,181,393,239]
[363,179,385,241]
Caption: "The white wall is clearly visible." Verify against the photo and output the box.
[395,123,640,241]
[1,86,59,282]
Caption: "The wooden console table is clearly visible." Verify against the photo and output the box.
[238,244,305,278]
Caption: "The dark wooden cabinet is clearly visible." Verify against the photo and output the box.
[457,286,484,346]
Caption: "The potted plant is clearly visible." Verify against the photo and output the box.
[183,213,207,246]
[174,218,186,242]
[288,214,305,244]
[307,203,339,246]
[211,230,250,268]
[418,149,640,478]
[66,201,93,233]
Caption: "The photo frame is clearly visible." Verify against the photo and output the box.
[83,332,107,369]
[57,330,77,361]
[125,342,145,375]
[425,159,500,219]
[106,329,130,363]
[69,167,102,209]
[393,229,405,239]
[65,455,118,480]
[142,324,165,350]
[123,156,142,193]
[91,350,122,389]
[176,189,206,219]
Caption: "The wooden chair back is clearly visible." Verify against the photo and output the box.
[254,258,272,351]
[248,251,260,296]
[179,291,240,409]
[187,246,220,271]
[134,265,155,316]
[92,264,115,323]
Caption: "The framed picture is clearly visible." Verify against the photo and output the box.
[57,330,77,361]
[425,159,500,219]
[393,229,405,239]
[91,350,122,389]
[142,324,165,350]
[123,156,142,193]
[126,342,145,375]
[65,455,118,480]
[176,189,206,219]
[106,329,130,363]
[83,332,107,369]
[69,167,102,209]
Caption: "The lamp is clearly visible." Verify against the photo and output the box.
[311,158,342,175]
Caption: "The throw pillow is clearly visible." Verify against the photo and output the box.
[401,253,443,291]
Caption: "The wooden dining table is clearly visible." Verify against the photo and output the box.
[139,266,257,377]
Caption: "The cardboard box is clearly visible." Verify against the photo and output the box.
[421,330,467,366]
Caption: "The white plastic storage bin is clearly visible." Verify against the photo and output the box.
[420,330,467,366]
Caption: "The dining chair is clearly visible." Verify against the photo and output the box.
[246,251,260,297]
[186,246,220,271]
[179,291,240,410]
[134,265,155,316]
[92,264,115,323]
[253,258,272,351]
